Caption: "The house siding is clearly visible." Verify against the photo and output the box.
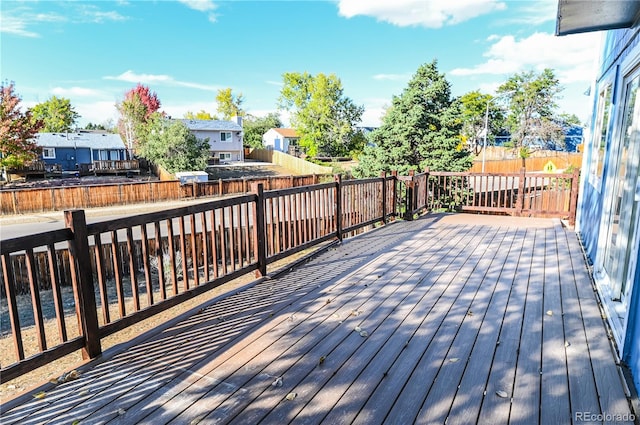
[577,26,640,394]
[180,119,244,162]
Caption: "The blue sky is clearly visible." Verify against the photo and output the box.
[1,0,601,128]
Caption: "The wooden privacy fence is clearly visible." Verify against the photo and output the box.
[0,174,397,381]
[0,174,322,215]
[469,153,583,173]
[401,167,580,225]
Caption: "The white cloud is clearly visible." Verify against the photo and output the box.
[337,0,506,28]
[0,9,65,37]
[178,0,216,12]
[450,32,601,84]
[0,15,40,37]
[178,0,218,22]
[266,80,284,87]
[506,0,557,26]
[104,70,219,91]
[74,101,120,127]
[372,73,411,82]
[51,87,106,97]
[1,4,127,38]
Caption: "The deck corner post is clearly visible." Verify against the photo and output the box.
[424,167,431,212]
[391,170,398,218]
[404,170,415,221]
[516,167,526,216]
[64,209,101,359]
[251,183,268,277]
[380,171,387,224]
[569,167,580,226]
[334,174,343,241]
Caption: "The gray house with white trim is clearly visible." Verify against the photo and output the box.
[180,118,244,163]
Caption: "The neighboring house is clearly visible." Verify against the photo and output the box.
[262,128,300,154]
[180,118,244,163]
[35,131,128,171]
[557,1,640,393]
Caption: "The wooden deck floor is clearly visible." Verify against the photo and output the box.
[2,214,636,424]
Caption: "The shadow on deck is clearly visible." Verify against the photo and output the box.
[1,214,636,424]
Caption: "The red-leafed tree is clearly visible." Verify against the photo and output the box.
[0,81,43,180]
[126,83,161,119]
[117,84,161,155]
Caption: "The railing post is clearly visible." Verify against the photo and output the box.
[424,167,430,212]
[335,174,343,241]
[251,183,268,277]
[404,170,415,221]
[391,170,398,218]
[568,167,580,226]
[64,210,101,359]
[515,167,526,216]
[380,171,387,225]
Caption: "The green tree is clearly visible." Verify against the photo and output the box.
[459,90,505,153]
[278,72,364,157]
[354,60,472,177]
[243,113,282,149]
[137,115,210,173]
[30,96,79,132]
[497,68,564,164]
[0,81,43,177]
[184,110,218,120]
[216,88,244,120]
[117,84,161,156]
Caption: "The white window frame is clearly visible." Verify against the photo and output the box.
[220,132,232,143]
[219,152,232,161]
[42,148,56,159]
[589,78,614,192]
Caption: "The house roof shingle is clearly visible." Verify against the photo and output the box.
[35,132,126,150]
[273,128,299,138]
[179,119,242,132]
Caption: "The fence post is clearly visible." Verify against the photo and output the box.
[568,167,580,226]
[380,172,387,224]
[391,170,398,219]
[218,178,223,196]
[404,170,415,221]
[64,210,101,359]
[251,183,267,277]
[335,174,343,241]
[515,167,526,216]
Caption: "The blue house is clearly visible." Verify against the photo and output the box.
[557,1,640,394]
[35,131,128,172]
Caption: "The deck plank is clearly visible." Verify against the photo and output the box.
[540,226,571,425]
[444,228,526,425]
[556,227,601,421]
[223,224,471,425]
[1,214,634,425]
[564,231,634,425]
[508,228,545,425]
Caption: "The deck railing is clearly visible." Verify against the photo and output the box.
[0,168,578,382]
[400,167,580,225]
[92,160,140,171]
[0,175,396,381]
